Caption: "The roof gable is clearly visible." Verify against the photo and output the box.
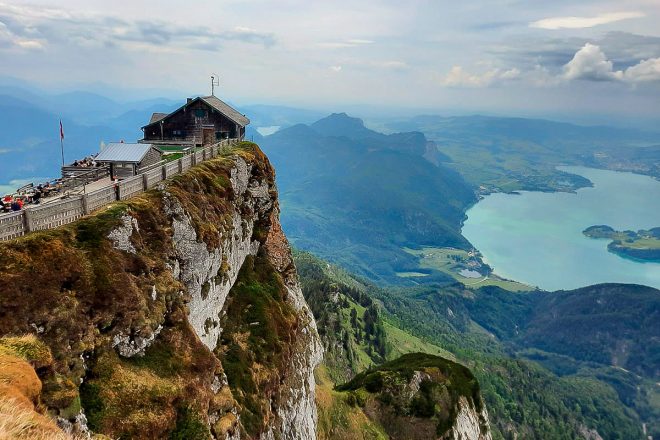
[200,96,250,127]
[96,143,161,163]
[149,112,168,124]
[142,96,250,129]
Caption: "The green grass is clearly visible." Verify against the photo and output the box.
[383,322,454,361]
[403,246,532,291]
[164,152,184,162]
[395,271,429,278]
[170,406,211,440]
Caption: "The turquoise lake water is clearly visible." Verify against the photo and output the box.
[462,166,660,291]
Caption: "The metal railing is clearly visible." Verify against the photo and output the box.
[0,139,238,241]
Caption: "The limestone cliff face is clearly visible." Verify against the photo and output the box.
[0,143,321,440]
[449,396,492,440]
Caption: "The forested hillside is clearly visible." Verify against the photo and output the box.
[295,251,658,439]
[260,114,476,284]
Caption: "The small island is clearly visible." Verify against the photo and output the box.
[583,225,660,262]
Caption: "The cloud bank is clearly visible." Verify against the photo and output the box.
[0,2,275,52]
[565,44,660,83]
[530,11,645,30]
[444,43,660,88]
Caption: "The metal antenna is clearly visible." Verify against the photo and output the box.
[211,74,220,96]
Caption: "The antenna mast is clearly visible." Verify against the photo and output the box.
[210,74,220,96]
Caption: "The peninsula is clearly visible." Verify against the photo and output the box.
[583,225,660,262]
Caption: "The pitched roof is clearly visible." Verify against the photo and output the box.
[200,95,250,126]
[149,112,168,124]
[142,96,250,128]
[96,143,161,163]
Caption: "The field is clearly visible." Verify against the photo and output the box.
[401,246,533,291]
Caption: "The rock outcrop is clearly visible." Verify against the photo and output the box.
[0,142,321,440]
[333,353,493,440]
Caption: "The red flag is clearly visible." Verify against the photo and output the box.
[59,120,64,141]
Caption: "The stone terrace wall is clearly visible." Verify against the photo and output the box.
[0,139,238,241]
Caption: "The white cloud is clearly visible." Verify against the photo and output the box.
[442,44,660,88]
[563,43,660,83]
[346,39,373,45]
[530,11,645,30]
[442,65,520,87]
[0,2,275,52]
[563,43,623,81]
[318,39,374,49]
[624,57,660,82]
[330,65,342,72]
[0,19,44,50]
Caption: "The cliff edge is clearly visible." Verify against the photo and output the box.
[0,142,322,439]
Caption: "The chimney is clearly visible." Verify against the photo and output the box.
[187,98,193,104]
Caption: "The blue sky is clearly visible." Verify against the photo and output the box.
[1,0,659,120]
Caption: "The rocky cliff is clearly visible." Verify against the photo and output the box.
[332,353,492,440]
[0,142,321,439]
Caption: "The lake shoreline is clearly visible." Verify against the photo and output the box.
[461,166,660,291]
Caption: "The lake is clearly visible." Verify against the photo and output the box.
[462,166,660,291]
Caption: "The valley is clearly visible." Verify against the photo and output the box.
[384,115,660,193]
[259,111,659,438]
[1,90,658,440]
[1,0,659,437]
[294,250,659,439]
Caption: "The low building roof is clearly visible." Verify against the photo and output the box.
[96,143,161,163]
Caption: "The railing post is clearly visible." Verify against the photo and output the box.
[142,173,149,190]
[82,194,89,215]
[178,158,183,173]
[23,209,32,233]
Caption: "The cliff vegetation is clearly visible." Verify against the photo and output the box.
[0,142,320,440]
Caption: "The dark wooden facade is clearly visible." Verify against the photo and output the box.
[141,96,248,146]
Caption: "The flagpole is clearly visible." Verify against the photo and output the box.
[59,120,65,168]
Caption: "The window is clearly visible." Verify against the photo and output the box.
[195,109,206,118]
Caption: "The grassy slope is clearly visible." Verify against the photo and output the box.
[0,142,282,440]
[378,281,658,439]
[297,250,652,439]
[295,251,449,383]
[315,365,389,440]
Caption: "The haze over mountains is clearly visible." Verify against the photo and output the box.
[259,113,475,284]
[0,82,659,439]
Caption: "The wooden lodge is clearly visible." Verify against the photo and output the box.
[141,96,249,146]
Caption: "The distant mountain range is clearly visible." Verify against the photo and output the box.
[385,114,660,192]
[259,113,476,284]
[0,88,181,183]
